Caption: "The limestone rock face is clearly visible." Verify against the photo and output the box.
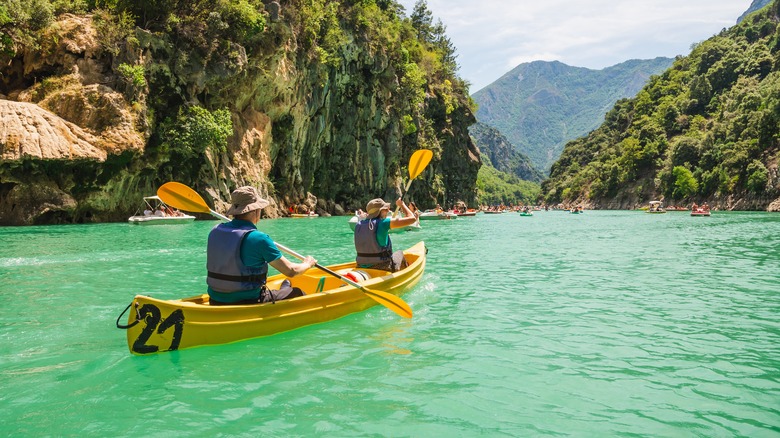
[0,100,106,161]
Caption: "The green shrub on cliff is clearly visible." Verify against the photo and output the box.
[161,106,232,159]
[0,0,54,55]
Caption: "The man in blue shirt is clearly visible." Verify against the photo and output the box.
[207,186,317,305]
[354,197,417,272]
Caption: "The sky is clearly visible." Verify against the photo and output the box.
[394,0,755,93]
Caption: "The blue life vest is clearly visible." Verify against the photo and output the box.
[206,223,268,293]
[354,218,392,265]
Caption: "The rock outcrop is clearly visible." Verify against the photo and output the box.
[0,100,106,161]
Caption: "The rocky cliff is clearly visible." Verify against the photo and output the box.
[469,121,543,183]
[0,1,480,225]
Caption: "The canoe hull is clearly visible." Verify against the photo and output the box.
[124,241,427,354]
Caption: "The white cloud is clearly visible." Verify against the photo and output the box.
[395,0,753,92]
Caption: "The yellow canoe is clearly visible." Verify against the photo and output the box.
[120,241,427,355]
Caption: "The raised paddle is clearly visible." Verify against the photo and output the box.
[393,149,432,218]
[156,182,413,318]
[402,149,433,196]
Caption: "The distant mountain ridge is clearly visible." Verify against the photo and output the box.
[739,0,772,23]
[472,57,674,172]
[469,122,544,183]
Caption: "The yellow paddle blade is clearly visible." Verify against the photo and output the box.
[361,286,413,318]
[157,182,212,214]
[408,149,433,180]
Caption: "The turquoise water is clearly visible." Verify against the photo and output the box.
[1,211,779,436]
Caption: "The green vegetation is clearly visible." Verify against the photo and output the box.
[476,156,540,206]
[161,106,232,158]
[543,1,780,207]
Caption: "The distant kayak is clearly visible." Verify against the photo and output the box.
[291,212,319,218]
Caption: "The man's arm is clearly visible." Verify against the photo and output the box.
[269,255,317,277]
[390,198,417,228]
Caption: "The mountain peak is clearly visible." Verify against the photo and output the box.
[472,57,673,172]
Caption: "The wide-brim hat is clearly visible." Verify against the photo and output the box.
[226,186,269,216]
[366,198,391,219]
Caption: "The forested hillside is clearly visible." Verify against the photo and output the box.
[469,122,543,183]
[0,0,480,224]
[542,1,780,211]
[472,58,673,172]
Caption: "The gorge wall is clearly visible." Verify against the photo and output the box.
[0,1,480,225]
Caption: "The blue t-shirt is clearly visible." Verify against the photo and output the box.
[207,219,282,302]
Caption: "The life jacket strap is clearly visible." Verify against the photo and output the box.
[207,271,265,283]
[357,250,392,258]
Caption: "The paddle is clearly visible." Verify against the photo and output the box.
[393,149,432,218]
[402,149,433,197]
[156,182,413,318]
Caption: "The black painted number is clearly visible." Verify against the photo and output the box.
[132,304,185,354]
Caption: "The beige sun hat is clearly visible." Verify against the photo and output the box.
[226,186,269,216]
[366,198,391,219]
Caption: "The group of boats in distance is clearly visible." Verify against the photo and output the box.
[128,195,714,228]
[643,201,712,216]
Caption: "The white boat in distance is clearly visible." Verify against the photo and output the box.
[418,209,457,220]
[128,196,196,225]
